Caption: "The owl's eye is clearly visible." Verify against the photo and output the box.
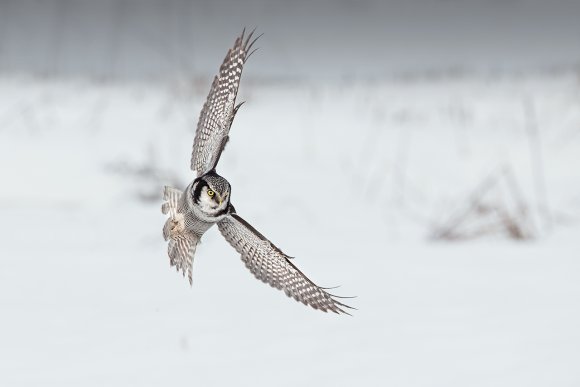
[207,189,215,197]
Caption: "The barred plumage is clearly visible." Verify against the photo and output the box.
[191,28,260,176]
[162,186,199,285]
[218,213,353,314]
[161,29,353,315]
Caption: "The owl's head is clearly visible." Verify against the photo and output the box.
[192,172,231,214]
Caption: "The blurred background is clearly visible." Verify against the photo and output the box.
[1,0,579,386]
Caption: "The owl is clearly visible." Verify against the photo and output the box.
[162,29,353,315]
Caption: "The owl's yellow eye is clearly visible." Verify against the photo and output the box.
[207,189,215,197]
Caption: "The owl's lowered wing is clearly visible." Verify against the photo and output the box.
[217,211,353,314]
[191,29,260,176]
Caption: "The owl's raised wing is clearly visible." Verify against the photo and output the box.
[217,211,354,315]
[191,29,260,176]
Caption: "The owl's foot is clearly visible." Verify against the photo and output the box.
[163,213,186,241]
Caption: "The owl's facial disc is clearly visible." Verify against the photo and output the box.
[211,190,228,206]
[205,186,222,206]
[192,173,231,214]
[196,183,228,211]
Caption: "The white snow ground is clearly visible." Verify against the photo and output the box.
[1,73,579,386]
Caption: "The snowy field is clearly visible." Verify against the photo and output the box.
[1,72,579,386]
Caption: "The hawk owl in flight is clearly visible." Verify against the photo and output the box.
[161,29,353,315]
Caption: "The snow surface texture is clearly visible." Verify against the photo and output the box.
[1,73,579,386]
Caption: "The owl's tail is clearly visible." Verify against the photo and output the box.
[161,186,199,286]
[167,233,199,286]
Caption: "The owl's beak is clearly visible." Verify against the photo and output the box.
[218,191,229,206]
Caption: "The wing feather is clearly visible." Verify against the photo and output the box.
[191,29,260,176]
[217,212,353,314]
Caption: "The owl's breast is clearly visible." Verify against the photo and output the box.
[183,210,215,237]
